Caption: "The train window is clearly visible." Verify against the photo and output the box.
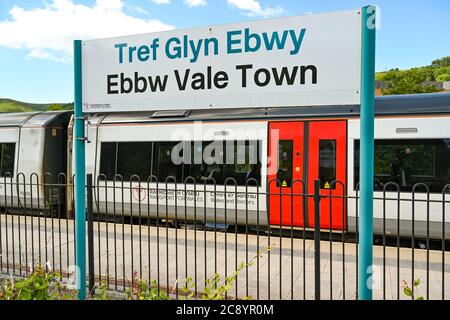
[183,140,261,186]
[100,142,152,181]
[354,139,450,192]
[184,141,224,184]
[117,142,152,181]
[99,142,117,180]
[232,140,261,186]
[153,142,183,182]
[277,140,293,187]
[0,143,15,177]
[319,140,336,189]
[99,140,262,185]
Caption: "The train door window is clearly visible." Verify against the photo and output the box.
[277,140,293,187]
[319,140,336,189]
[0,143,15,177]
[99,142,117,180]
[153,142,183,182]
[116,142,152,181]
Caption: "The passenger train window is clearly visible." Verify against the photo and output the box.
[153,142,183,182]
[0,143,15,177]
[99,140,262,186]
[232,141,260,186]
[117,142,152,181]
[319,140,336,189]
[354,139,450,192]
[277,140,293,187]
[183,140,261,186]
[99,142,116,180]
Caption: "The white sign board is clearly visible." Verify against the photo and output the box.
[82,9,362,113]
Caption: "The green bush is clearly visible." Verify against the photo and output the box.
[1,249,269,300]
[432,56,450,68]
[434,66,450,78]
[381,69,442,95]
[0,266,77,300]
[125,276,171,300]
[436,74,450,82]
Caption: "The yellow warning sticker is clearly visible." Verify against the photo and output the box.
[281,180,287,187]
[52,128,57,136]
[324,181,330,189]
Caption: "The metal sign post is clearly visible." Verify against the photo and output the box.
[73,39,87,300]
[358,5,376,300]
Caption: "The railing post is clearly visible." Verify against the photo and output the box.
[314,179,321,300]
[359,5,376,300]
[86,174,95,295]
[73,39,87,300]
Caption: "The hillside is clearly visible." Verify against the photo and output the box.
[375,56,450,95]
[0,99,73,113]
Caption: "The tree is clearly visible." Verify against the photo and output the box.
[48,104,64,111]
[437,74,450,82]
[381,69,442,95]
[431,56,450,68]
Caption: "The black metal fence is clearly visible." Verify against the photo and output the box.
[0,172,449,300]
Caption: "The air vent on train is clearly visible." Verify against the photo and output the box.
[214,130,229,136]
[396,128,418,134]
[150,110,191,118]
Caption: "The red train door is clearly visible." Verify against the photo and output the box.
[307,121,347,229]
[268,120,347,229]
[268,122,305,226]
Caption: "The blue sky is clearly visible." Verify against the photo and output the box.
[0,0,449,103]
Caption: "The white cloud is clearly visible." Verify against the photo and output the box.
[227,0,283,18]
[149,0,171,4]
[0,0,174,62]
[184,0,207,7]
[132,6,150,15]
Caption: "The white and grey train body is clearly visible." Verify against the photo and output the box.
[0,93,449,238]
[0,111,72,212]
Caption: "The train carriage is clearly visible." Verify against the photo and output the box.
[0,111,72,212]
[0,94,448,239]
[83,93,450,239]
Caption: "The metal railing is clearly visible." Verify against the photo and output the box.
[0,172,449,300]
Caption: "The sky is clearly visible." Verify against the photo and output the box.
[0,0,449,103]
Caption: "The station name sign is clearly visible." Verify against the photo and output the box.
[82,9,362,112]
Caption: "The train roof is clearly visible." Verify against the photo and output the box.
[98,92,450,124]
[1,93,450,126]
[0,110,73,128]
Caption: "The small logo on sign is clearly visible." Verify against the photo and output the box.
[132,187,146,202]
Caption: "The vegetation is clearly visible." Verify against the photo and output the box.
[376,56,450,95]
[126,277,171,300]
[180,253,261,300]
[47,104,67,111]
[0,98,73,113]
[127,249,269,300]
[1,249,269,300]
[0,266,77,300]
[401,278,424,300]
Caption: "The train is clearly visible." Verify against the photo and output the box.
[0,93,449,239]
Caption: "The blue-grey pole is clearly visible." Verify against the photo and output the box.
[74,39,86,300]
[358,5,376,300]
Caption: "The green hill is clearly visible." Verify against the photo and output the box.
[375,56,450,95]
[0,98,73,113]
